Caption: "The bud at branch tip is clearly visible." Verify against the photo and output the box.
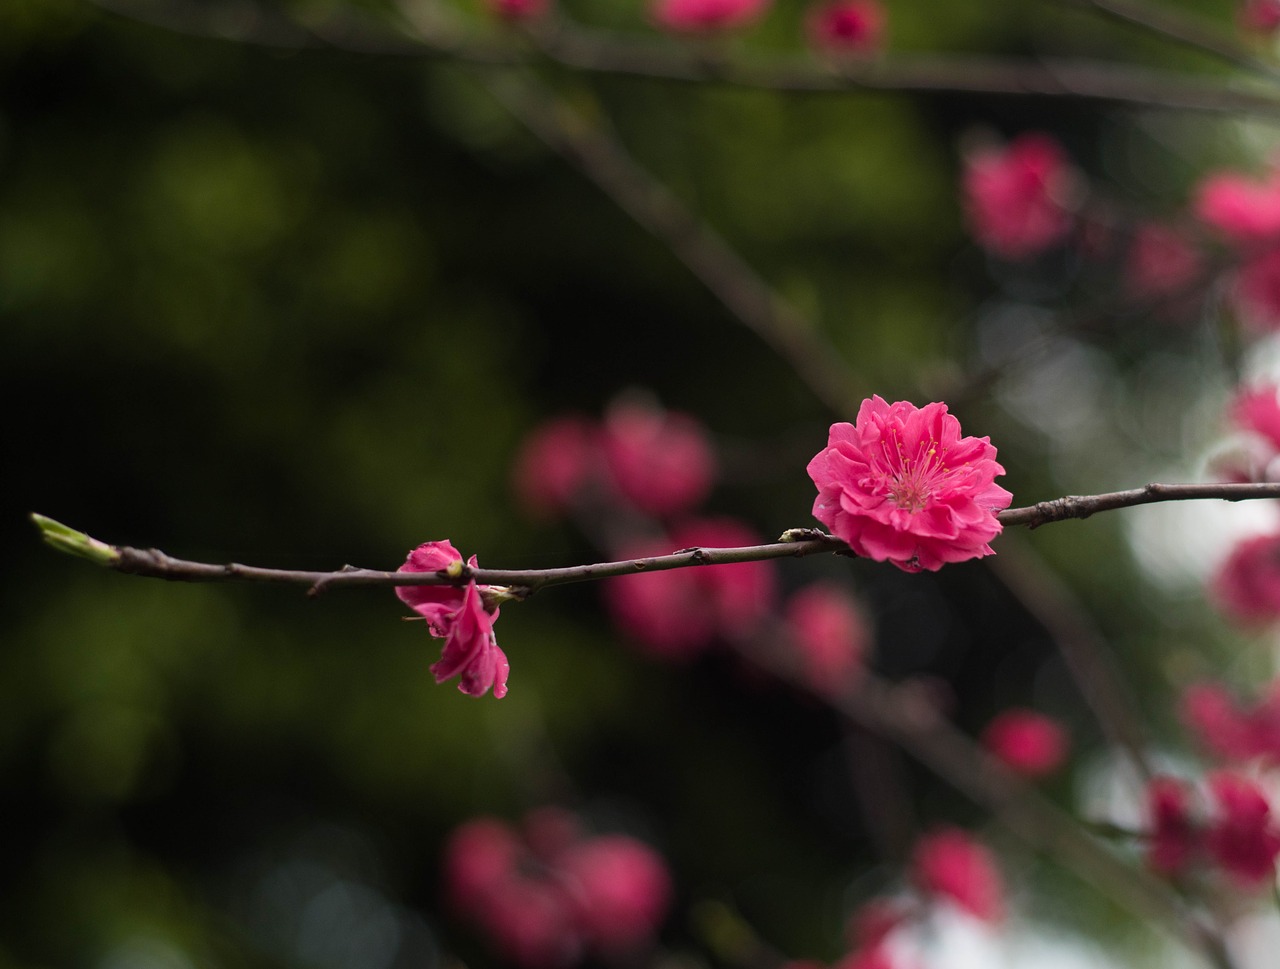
[30,513,121,566]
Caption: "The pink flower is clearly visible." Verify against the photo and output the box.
[442,811,671,966]
[1236,246,1280,331]
[909,827,1004,923]
[962,133,1077,260]
[1146,776,1198,877]
[807,396,1013,573]
[512,416,601,520]
[605,518,777,657]
[1182,680,1280,763]
[1195,168,1280,246]
[602,399,717,517]
[1232,384,1280,453]
[1123,222,1204,310]
[980,709,1069,778]
[1206,771,1280,886]
[806,0,885,54]
[485,0,551,21]
[558,836,672,951]
[784,583,870,695]
[1212,532,1280,626]
[651,0,771,32]
[1241,0,1280,31]
[397,541,509,698]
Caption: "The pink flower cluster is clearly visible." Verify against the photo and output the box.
[513,398,717,521]
[396,540,509,699]
[443,808,672,967]
[784,582,870,695]
[1144,773,1280,888]
[1194,164,1280,330]
[1183,680,1280,764]
[980,708,1070,778]
[807,396,1013,573]
[783,829,1002,969]
[961,133,1078,261]
[604,518,778,657]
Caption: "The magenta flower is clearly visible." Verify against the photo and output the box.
[1182,680,1280,763]
[806,0,885,55]
[511,416,601,520]
[485,0,551,20]
[1241,0,1280,31]
[558,835,673,952]
[1195,168,1280,246]
[397,540,509,699]
[961,133,1077,260]
[1236,246,1280,332]
[910,827,1004,923]
[1212,531,1280,626]
[651,0,771,33]
[1206,771,1280,887]
[807,396,1013,573]
[1145,776,1198,877]
[980,708,1069,778]
[602,399,717,518]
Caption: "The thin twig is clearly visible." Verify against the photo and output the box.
[86,0,1280,119]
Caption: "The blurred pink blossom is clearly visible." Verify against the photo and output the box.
[1182,681,1280,763]
[443,811,671,967]
[909,827,1004,923]
[651,0,771,32]
[1235,246,1280,331]
[1231,383,1280,453]
[512,416,601,520]
[1195,168,1280,246]
[1212,531,1280,626]
[396,541,509,698]
[980,708,1069,778]
[962,133,1077,260]
[1241,0,1280,31]
[806,0,884,54]
[784,583,870,695]
[1123,222,1204,308]
[807,396,1012,573]
[603,399,717,517]
[485,0,551,21]
[1146,776,1197,877]
[1206,771,1280,887]
[604,518,777,657]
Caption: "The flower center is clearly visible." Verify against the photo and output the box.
[883,433,953,513]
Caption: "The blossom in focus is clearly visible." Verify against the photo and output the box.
[651,0,771,33]
[784,583,870,695]
[1206,771,1280,887]
[1194,167,1280,246]
[604,518,777,657]
[806,0,884,54]
[397,540,509,698]
[962,133,1077,260]
[1181,681,1280,763]
[980,708,1069,778]
[909,827,1004,923]
[1241,0,1280,31]
[1145,776,1197,877]
[442,811,671,967]
[807,396,1013,573]
[603,399,717,517]
[485,0,551,21]
[512,416,601,519]
[1211,531,1280,626]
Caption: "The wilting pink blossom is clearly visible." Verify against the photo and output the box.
[1236,246,1280,331]
[485,0,551,21]
[1242,0,1280,31]
[1206,771,1280,886]
[806,0,884,54]
[1146,776,1198,877]
[605,518,777,657]
[559,836,673,951]
[909,827,1004,923]
[1195,169,1280,246]
[962,133,1077,260]
[980,708,1069,778]
[785,583,870,695]
[512,416,601,520]
[443,811,671,966]
[602,399,717,517]
[807,396,1013,573]
[651,0,771,32]
[1124,222,1204,309]
[397,541,509,698]
[1212,532,1280,626]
